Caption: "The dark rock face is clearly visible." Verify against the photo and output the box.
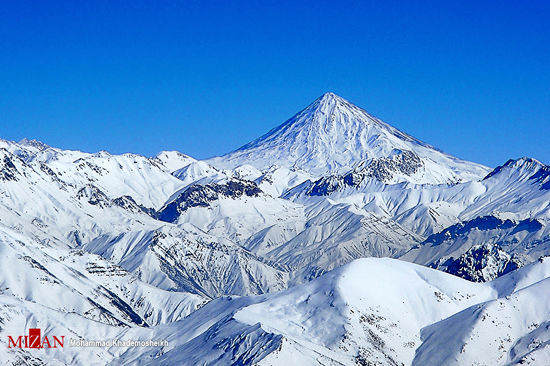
[75,159,109,176]
[0,152,20,182]
[157,179,263,223]
[421,215,545,282]
[483,159,515,180]
[346,150,423,184]
[76,185,156,216]
[306,176,346,196]
[435,243,523,282]
[77,185,112,208]
[40,163,60,180]
[424,216,542,247]
[112,195,156,216]
[306,150,423,196]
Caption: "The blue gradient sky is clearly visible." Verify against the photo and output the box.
[1,1,549,167]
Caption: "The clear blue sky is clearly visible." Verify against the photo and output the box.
[1,1,549,167]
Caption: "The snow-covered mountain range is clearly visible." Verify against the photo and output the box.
[1,93,549,365]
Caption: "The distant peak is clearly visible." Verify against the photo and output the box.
[316,92,347,104]
[506,157,544,167]
[484,157,547,180]
[500,157,546,171]
[305,93,363,120]
[310,93,369,118]
[319,91,338,99]
[156,150,192,159]
[18,138,49,151]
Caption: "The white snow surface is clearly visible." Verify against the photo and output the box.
[209,92,490,184]
[2,256,550,365]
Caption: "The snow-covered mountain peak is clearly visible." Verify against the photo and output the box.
[94,150,113,158]
[484,157,548,181]
[152,150,196,173]
[313,91,354,110]
[209,93,489,184]
[318,91,338,100]
[501,157,544,170]
[18,137,49,151]
[301,92,396,133]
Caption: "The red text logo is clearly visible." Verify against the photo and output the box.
[8,328,64,349]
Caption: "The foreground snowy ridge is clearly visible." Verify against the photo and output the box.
[3,255,550,365]
[0,93,549,365]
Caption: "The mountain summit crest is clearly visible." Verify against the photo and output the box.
[209,93,489,183]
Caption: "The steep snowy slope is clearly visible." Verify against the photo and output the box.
[171,160,226,187]
[152,150,196,173]
[391,158,550,280]
[232,258,496,365]
[44,151,185,209]
[0,141,288,300]
[156,176,424,285]
[83,224,289,298]
[209,92,489,184]
[461,157,550,220]
[4,257,547,365]
[413,258,550,365]
[0,224,206,329]
[255,200,423,284]
[0,137,53,162]
[1,138,188,209]
[163,185,305,244]
[151,258,550,366]
[286,177,487,237]
[279,156,550,282]
[401,215,548,281]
